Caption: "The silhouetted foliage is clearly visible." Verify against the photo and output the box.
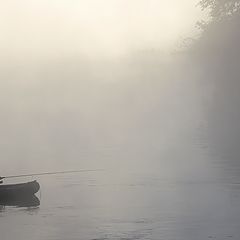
[194,0,240,57]
[199,0,240,20]
[192,0,240,162]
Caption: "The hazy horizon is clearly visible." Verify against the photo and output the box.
[0,0,202,60]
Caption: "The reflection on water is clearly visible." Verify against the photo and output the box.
[0,195,40,208]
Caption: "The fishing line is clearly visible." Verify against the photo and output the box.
[2,169,104,179]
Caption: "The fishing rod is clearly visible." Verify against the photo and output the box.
[1,169,104,179]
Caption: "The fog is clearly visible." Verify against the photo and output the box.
[0,0,201,59]
[0,0,205,176]
[0,0,239,198]
[0,55,204,179]
[1,1,240,239]
[0,0,237,181]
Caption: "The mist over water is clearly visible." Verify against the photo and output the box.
[0,55,204,177]
[1,54,238,240]
[1,0,240,239]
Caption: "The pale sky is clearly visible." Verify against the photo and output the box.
[0,0,201,59]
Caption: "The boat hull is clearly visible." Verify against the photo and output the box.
[0,180,40,199]
[0,195,40,207]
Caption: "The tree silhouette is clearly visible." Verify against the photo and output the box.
[199,0,240,20]
[194,0,240,51]
[193,0,240,163]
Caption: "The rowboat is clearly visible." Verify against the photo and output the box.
[0,180,40,199]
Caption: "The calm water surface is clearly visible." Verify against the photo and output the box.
[1,143,240,240]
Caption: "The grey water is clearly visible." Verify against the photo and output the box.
[1,151,240,240]
[1,62,240,240]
